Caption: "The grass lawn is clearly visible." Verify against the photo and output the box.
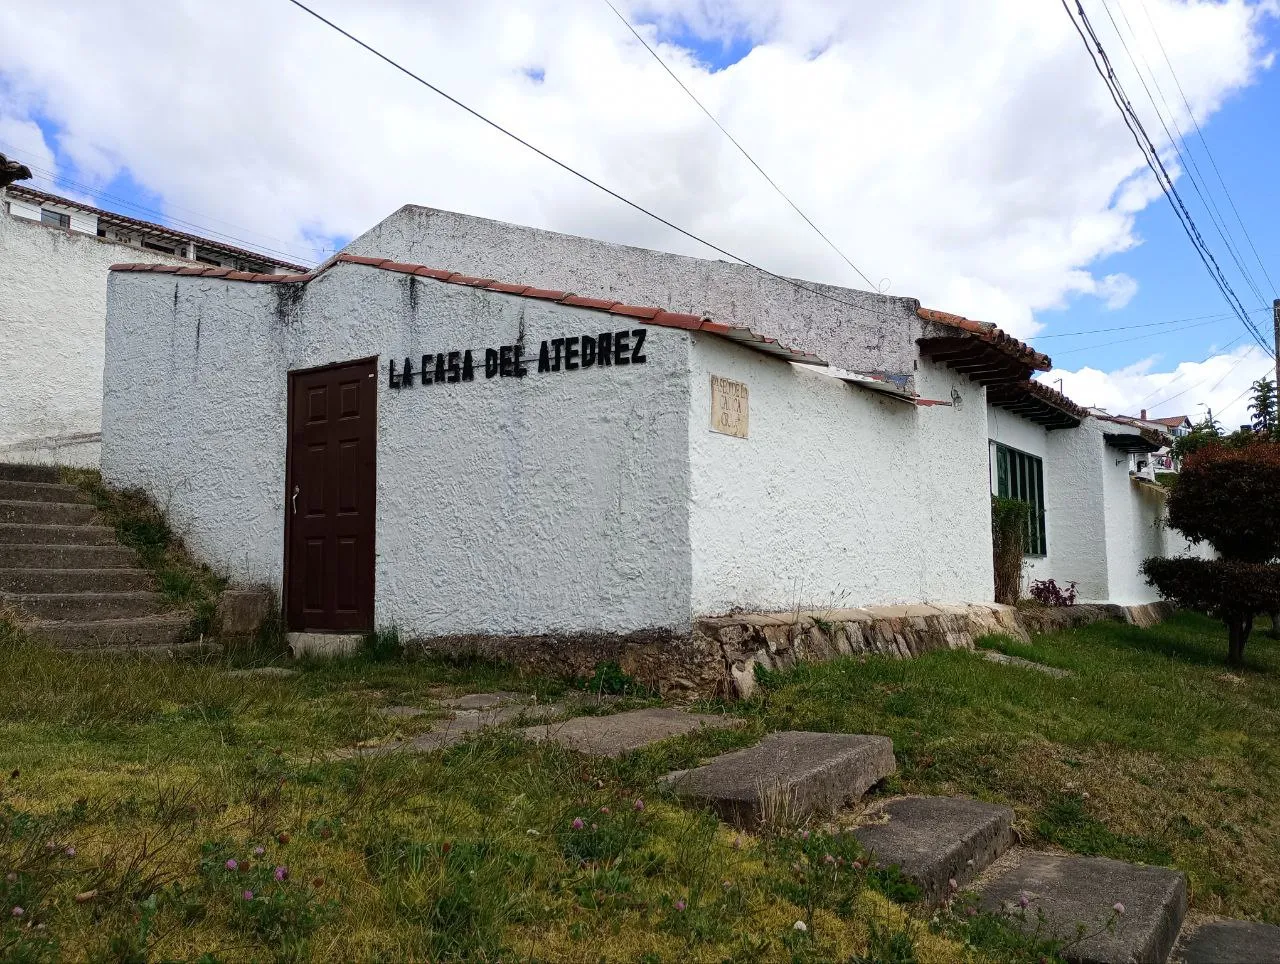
[1,611,1276,960]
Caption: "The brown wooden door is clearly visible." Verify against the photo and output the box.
[285,357,377,632]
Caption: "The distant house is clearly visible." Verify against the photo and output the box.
[1127,411,1192,473]
[0,181,305,466]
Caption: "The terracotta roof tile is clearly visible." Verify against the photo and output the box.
[916,306,1051,370]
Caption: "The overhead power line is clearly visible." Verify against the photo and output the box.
[600,0,879,291]
[1136,0,1277,296]
[282,0,898,320]
[1098,0,1270,311]
[1059,0,1270,353]
[1051,316,1224,356]
[1137,333,1248,409]
[1028,306,1273,340]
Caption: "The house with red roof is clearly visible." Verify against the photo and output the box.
[94,205,1207,676]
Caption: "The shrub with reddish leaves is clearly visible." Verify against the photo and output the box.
[1029,579,1077,607]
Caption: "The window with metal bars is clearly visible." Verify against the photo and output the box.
[993,443,1047,556]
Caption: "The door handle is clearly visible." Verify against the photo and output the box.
[291,484,299,515]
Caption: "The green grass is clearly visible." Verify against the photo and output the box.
[0,622,994,963]
[60,468,228,637]
[743,611,1280,922]
[5,609,1273,959]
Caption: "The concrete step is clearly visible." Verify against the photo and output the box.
[1175,919,1280,963]
[0,523,118,546]
[0,479,91,505]
[521,707,743,758]
[662,731,896,828]
[0,568,155,593]
[852,796,1015,906]
[0,463,62,484]
[0,544,138,570]
[0,499,98,526]
[976,851,1186,964]
[34,615,193,649]
[5,590,167,621]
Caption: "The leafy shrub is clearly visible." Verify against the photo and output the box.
[991,497,1031,605]
[1144,442,1280,666]
[1029,578,1077,607]
[582,661,645,696]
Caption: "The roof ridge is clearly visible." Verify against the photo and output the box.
[916,306,1051,371]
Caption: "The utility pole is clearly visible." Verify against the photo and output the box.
[1274,298,1280,385]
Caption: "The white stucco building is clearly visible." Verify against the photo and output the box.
[98,205,1199,656]
[0,183,305,466]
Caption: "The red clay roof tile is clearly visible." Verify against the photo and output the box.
[916,306,1051,370]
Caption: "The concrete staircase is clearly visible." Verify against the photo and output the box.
[0,463,193,649]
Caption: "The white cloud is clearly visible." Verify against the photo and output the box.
[0,0,1272,331]
[1043,342,1276,430]
[1095,273,1141,310]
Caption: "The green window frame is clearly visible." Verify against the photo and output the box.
[993,442,1047,557]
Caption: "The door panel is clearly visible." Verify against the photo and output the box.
[286,358,377,632]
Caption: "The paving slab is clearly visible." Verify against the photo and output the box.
[976,851,1186,964]
[376,705,431,719]
[439,691,527,711]
[663,731,895,827]
[1176,920,1280,963]
[980,650,1074,678]
[853,796,1015,905]
[521,708,741,758]
[354,702,566,756]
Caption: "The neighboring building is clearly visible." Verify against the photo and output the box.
[0,181,306,466]
[98,205,1203,652]
[1125,411,1192,473]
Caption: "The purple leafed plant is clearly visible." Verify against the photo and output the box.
[1029,578,1077,607]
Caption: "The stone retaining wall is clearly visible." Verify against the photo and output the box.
[402,601,1175,700]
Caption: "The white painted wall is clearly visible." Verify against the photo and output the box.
[342,205,920,378]
[0,204,188,466]
[686,337,994,614]
[103,264,694,636]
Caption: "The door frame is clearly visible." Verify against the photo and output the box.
[282,355,380,633]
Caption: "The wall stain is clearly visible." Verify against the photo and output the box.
[274,284,305,326]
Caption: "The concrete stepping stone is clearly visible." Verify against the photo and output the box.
[376,705,430,719]
[438,691,527,710]
[225,667,299,678]
[521,707,741,758]
[1175,919,1280,963]
[354,702,566,756]
[980,650,1074,678]
[976,851,1186,964]
[853,796,1015,905]
[662,732,895,827]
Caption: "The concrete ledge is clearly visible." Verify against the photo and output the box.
[287,632,361,659]
[853,796,1015,906]
[1175,919,1280,963]
[664,731,895,828]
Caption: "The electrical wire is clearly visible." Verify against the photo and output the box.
[1060,0,1270,352]
[1136,0,1278,296]
[1098,0,1269,311]
[1050,316,1223,356]
[599,0,878,291]
[282,0,897,318]
[1027,307,1271,339]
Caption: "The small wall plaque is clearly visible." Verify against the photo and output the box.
[710,375,749,438]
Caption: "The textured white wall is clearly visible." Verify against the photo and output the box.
[0,206,187,465]
[343,205,920,377]
[103,264,693,636]
[686,335,994,614]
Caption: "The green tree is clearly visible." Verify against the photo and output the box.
[1142,443,1280,666]
[1171,414,1223,462]
[1249,377,1277,435]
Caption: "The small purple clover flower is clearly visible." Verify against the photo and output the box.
[599,806,610,815]
[225,859,239,871]
[64,846,75,858]
[1113,902,1125,916]
[243,890,254,901]
[1017,892,1031,909]
[633,798,645,812]
[253,846,265,857]
[949,878,958,891]
[274,866,289,882]
[674,899,686,911]
[801,830,810,840]
[11,906,23,918]
[571,817,585,831]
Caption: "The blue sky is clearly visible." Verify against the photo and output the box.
[5,0,1276,423]
[1030,10,1280,387]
